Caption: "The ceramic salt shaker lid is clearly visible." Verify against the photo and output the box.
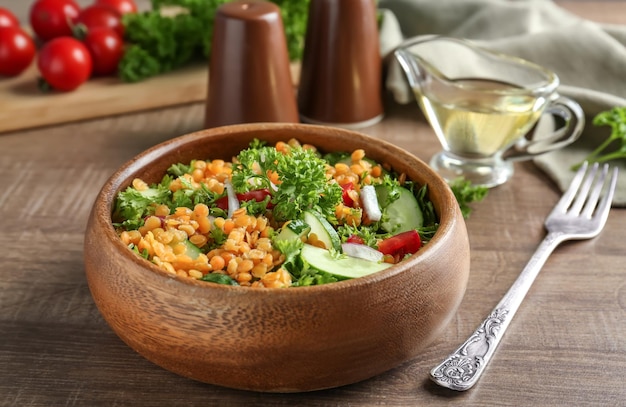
[297,0,384,129]
[205,0,299,128]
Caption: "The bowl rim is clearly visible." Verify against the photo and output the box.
[91,122,461,295]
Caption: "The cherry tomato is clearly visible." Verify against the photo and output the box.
[377,230,422,261]
[37,37,92,91]
[346,235,365,245]
[83,27,123,76]
[0,26,36,76]
[340,182,356,207]
[74,5,124,38]
[215,189,274,210]
[95,0,138,15]
[0,7,20,28]
[29,0,80,41]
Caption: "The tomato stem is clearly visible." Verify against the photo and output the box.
[71,23,89,41]
[37,76,53,93]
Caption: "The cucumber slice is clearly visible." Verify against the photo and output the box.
[301,244,391,279]
[338,156,380,168]
[274,219,311,243]
[381,186,423,234]
[172,239,202,260]
[375,184,393,208]
[303,210,342,251]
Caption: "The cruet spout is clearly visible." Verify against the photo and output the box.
[393,48,425,92]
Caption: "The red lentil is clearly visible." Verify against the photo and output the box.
[116,140,407,288]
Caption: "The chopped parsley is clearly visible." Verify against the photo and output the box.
[231,144,342,222]
[119,0,309,82]
[449,178,488,218]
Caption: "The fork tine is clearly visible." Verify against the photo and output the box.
[592,166,619,228]
[581,164,609,218]
[570,162,599,215]
[552,161,588,215]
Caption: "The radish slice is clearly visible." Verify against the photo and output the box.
[224,181,239,218]
[361,185,382,222]
[342,243,384,262]
[208,215,216,230]
[247,178,262,188]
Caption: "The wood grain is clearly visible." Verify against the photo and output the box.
[0,62,205,134]
[0,61,301,134]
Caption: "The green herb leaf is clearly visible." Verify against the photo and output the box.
[414,183,437,226]
[200,273,239,285]
[119,0,309,82]
[338,222,380,247]
[170,178,220,211]
[449,178,488,219]
[113,183,172,229]
[129,243,150,259]
[273,237,303,271]
[117,44,161,83]
[231,142,342,223]
[208,227,227,249]
[168,162,193,177]
[572,106,626,170]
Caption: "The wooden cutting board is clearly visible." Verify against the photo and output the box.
[0,62,301,134]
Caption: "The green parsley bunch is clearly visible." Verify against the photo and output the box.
[119,0,309,82]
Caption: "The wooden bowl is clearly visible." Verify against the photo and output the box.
[84,123,470,392]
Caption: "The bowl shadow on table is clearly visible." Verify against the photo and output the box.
[146,360,468,404]
[163,356,473,404]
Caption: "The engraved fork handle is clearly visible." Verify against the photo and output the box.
[430,231,565,391]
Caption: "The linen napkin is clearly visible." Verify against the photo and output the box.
[379,0,626,206]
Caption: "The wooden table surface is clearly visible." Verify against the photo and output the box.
[1,1,625,406]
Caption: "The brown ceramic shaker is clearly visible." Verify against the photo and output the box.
[205,0,299,128]
[297,0,384,129]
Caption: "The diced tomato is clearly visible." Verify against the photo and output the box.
[215,188,273,210]
[377,230,421,260]
[346,234,365,245]
[238,189,273,205]
[341,182,355,207]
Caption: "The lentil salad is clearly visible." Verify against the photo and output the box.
[113,138,438,288]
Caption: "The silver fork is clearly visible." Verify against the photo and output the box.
[430,162,619,391]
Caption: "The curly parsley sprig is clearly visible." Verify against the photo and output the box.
[231,143,342,223]
[119,0,309,82]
